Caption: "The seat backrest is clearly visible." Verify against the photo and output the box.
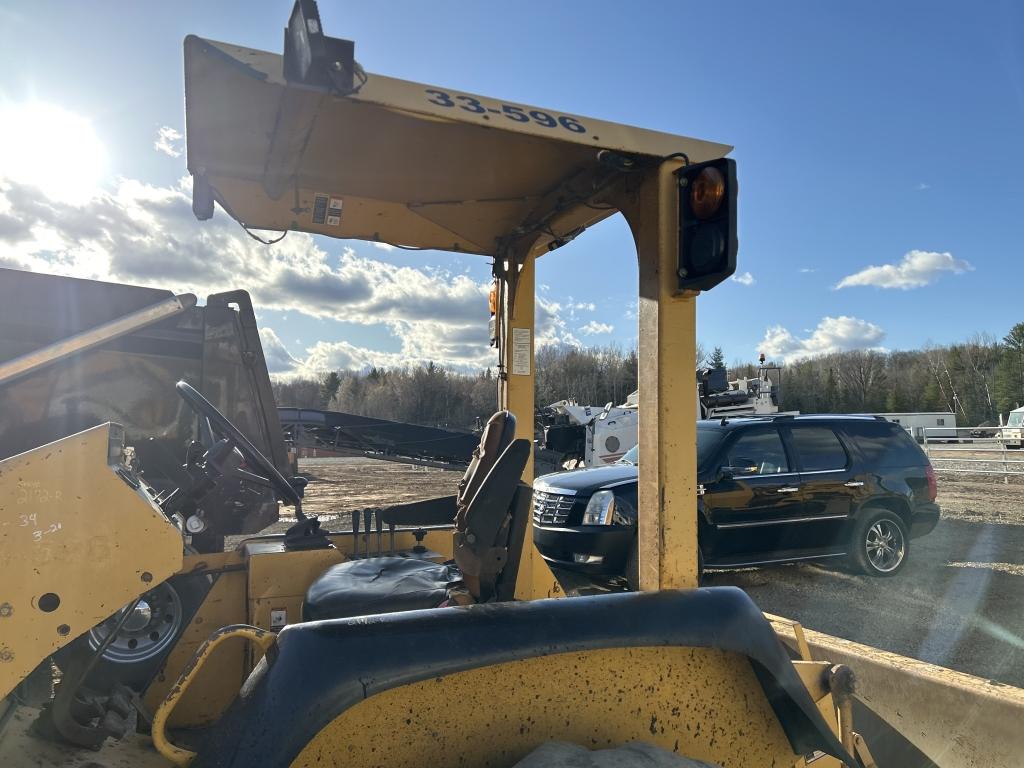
[453,437,530,601]
[455,410,516,530]
[492,482,532,602]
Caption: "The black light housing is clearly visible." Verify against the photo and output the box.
[676,158,738,292]
[283,0,355,92]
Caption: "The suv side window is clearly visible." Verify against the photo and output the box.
[790,425,848,472]
[724,428,790,475]
[841,421,927,467]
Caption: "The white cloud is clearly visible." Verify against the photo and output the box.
[154,126,183,158]
[265,323,497,379]
[535,296,581,349]
[759,315,885,362]
[836,250,972,290]
[371,241,394,251]
[730,271,755,286]
[570,301,596,311]
[0,175,497,371]
[917,182,931,191]
[798,267,816,274]
[286,338,412,377]
[259,327,302,374]
[579,320,613,335]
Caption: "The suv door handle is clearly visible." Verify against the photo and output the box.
[844,481,865,488]
[776,487,800,494]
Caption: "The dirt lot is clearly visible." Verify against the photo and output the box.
[708,475,1024,687]
[297,457,462,522]
[294,458,1024,688]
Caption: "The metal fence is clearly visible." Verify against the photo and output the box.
[915,426,1024,482]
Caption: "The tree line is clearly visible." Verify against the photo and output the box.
[271,323,1024,429]
[273,363,497,430]
[763,324,1024,425]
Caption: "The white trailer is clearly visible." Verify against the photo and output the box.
[873,412,958,441]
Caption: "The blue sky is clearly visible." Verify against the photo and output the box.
[1,1,1022,376]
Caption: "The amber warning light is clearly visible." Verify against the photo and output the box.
[676,158,738,293]
[690,167,726,220]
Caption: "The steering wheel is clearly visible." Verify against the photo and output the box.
[175,380,303,512]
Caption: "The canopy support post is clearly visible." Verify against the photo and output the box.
[617,160,699,590]
[496,250,562,600]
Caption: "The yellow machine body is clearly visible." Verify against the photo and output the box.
[141,529,456,729]
[0,423,183,701]
[291,647,798,768]
[2,9,1023,768]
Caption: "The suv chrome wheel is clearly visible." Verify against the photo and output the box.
[865,519,906,573]
[850,509,910,576]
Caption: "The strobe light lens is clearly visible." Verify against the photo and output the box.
[690,167,726,219]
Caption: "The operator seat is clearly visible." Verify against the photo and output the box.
[302,411,531,621]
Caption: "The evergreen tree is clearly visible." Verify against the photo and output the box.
[921,380,942,412]
[884,387,902,413]
[995,323,1024,414]
[709,346,726,369]
[319,371,342,407]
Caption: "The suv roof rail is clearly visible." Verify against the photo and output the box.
[718,413,795,426]
[716,413,893,427]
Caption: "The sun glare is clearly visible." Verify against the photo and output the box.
[0,102,107,204]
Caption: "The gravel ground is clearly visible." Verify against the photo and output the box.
[292,458,1024,688]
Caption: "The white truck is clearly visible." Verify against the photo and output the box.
[536,364,781,472]
[1000,406,1024,448]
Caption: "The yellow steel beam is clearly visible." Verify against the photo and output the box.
[498,251,563,601]
[617,161,698,590]
[183,36,731,256]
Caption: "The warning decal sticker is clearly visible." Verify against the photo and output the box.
[312,194,329,225]
[326,197,343,226]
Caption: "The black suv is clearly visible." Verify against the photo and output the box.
[532,415,939,586]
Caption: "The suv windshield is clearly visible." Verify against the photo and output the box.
[618,428,724,467]
[1008,412,1024,427]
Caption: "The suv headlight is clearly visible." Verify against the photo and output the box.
[582,490,615,525]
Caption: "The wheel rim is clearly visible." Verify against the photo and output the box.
[87,582,183,663]
[865,519,906,573]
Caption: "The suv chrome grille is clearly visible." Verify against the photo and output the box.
[532,490,575,525]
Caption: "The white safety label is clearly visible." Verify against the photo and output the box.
[511,327,531,376]
[326,197,343,226]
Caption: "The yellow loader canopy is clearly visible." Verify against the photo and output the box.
[183,35,731,256]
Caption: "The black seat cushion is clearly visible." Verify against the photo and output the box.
[302,557,462,622]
